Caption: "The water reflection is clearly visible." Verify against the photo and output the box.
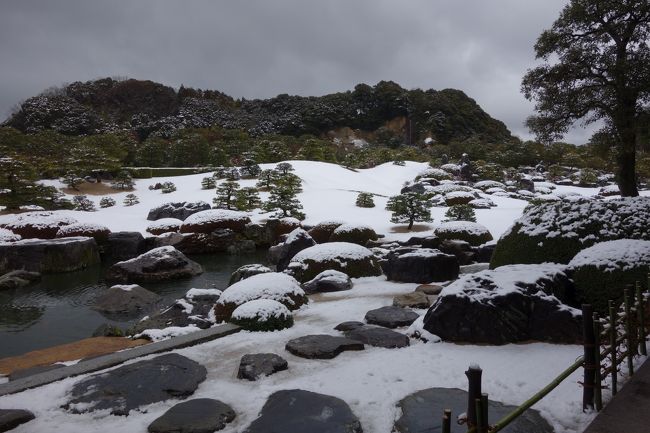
[0,250,269,358]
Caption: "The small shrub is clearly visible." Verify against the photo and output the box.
[72,195,96,212]
[355,192,375,208]
[99,197,116,208]
[62,171,84,190]
[201,176,216,189]
[123,193,139,206]
[393,160,406,166]
[160,181,176,193]
[111,170,135,190]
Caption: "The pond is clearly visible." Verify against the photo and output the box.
[0,250,269,358]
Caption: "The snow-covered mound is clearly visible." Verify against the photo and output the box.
[329,223,378,245]
[146,218,182,235]
[56,222,110,242]
[288,242,383,281]
[491,197,650,267]
[0,211,77,239]
[230,299,294,331]
[434,221,493,246]
[568,239,650,313]
[0,228,21,242]
[474,180,506,191]
[214,272,307,321]
[180,209,251,233]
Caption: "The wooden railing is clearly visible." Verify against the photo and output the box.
[440,277,649,433]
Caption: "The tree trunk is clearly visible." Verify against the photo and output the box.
[408,219,414,230]
[615,115,639,197]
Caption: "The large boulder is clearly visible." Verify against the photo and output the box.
[106,246,203,284]
[92,284,162,319]
[148,398,236,433]
[0,211,77,239]
[568,239,650,313]
[307,220,344,244]
[303,270,352,294]
[146,218,183,235]
[491,197,650,268]
[64,354,206,415]
[228,264,273,286]
[56,222,111,244]
[268,228,316,271]
[0,228,21,242]
[286,242,383,282]
[180,209,251,234]
[214,272,307,321]
[243,390,362,433]
[105,231,146,261]
[434,221,493,246]
[383,248,459,283]
[147,201,211,221]
[264,217,301,244]
[0,237,100,274]
[422,264,582,344]
[394,388,552,433]
[153,230,237,255]
[329,223,378,246]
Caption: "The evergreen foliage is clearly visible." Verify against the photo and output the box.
[385,192,434,230]
[444,204,477,222]
[99,197,116,208]
[201,176,216,189]
[111,170,135,190]
[123,193,139,206]
[72,195,96,212]
[213,181,240,209]
[235,187,262,211]
[355,192,376,208]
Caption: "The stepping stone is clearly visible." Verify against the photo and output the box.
[365,306,419,329]
[393,292,431,309]
[148,398,235,433]
[0,409,35,432]
[415,284,443,295]
[345,326,410,349]
[64,353,207,415]
[334,321,365,332]
[394,387,552,433]
[244,389,362,433]
[285,335,364,359]
[237,353,288,381]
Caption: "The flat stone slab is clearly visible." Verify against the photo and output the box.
[148,398,235,433]
[415,284,443,295]
[365,306,419,328]
[393,387,552,433]
[64,353,206,415]
[243,389,362,433]
[285,335,364,359]
[0,409,35,432]
[237,353,288,381]
[345,326,410,349]
[334,321,365,332]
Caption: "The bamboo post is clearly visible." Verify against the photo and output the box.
[442,409,451,433]
[475,398,483,433]
[481,393,489,433]
[609,300,618,396]
[582,304,595,411]
[624,287,635,376]
[593,312,602,411]
[465,364,482,428]
[637,281,647,356]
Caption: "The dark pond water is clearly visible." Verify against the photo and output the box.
[0,251,269,358]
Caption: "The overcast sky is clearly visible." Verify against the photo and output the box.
[0,0,596,144]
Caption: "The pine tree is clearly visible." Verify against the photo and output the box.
[213,181,240,209]
[235,187,262,211]
[72,195,96,212]
[264,176,305,219]
[240,160,262,178]
[201,176,216,189]
[99,196,116,208]
[0,156,62,210]
[123,193,139,206]
[224,167,241,181]
[160,181,176,193]
[256,169,279,190]
[355,192,375,208]
[111,170,135,190]
[444,204,476,222]
[275,162,294,175]
[385,192,433,230]
[62,171,84,190]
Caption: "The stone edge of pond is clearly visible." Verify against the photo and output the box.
[0,323,241,397]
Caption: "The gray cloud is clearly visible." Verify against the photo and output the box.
[0,0,595,144]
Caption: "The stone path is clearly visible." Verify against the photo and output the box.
[0,324,240,397]
[583,358,650,433]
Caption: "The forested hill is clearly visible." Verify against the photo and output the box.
[3,78,512,145]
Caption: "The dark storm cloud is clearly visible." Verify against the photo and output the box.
[0,0,595,143]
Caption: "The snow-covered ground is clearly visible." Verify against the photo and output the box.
[2,276,632,433]
[3,160,647,432]
[40,160,612,241]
